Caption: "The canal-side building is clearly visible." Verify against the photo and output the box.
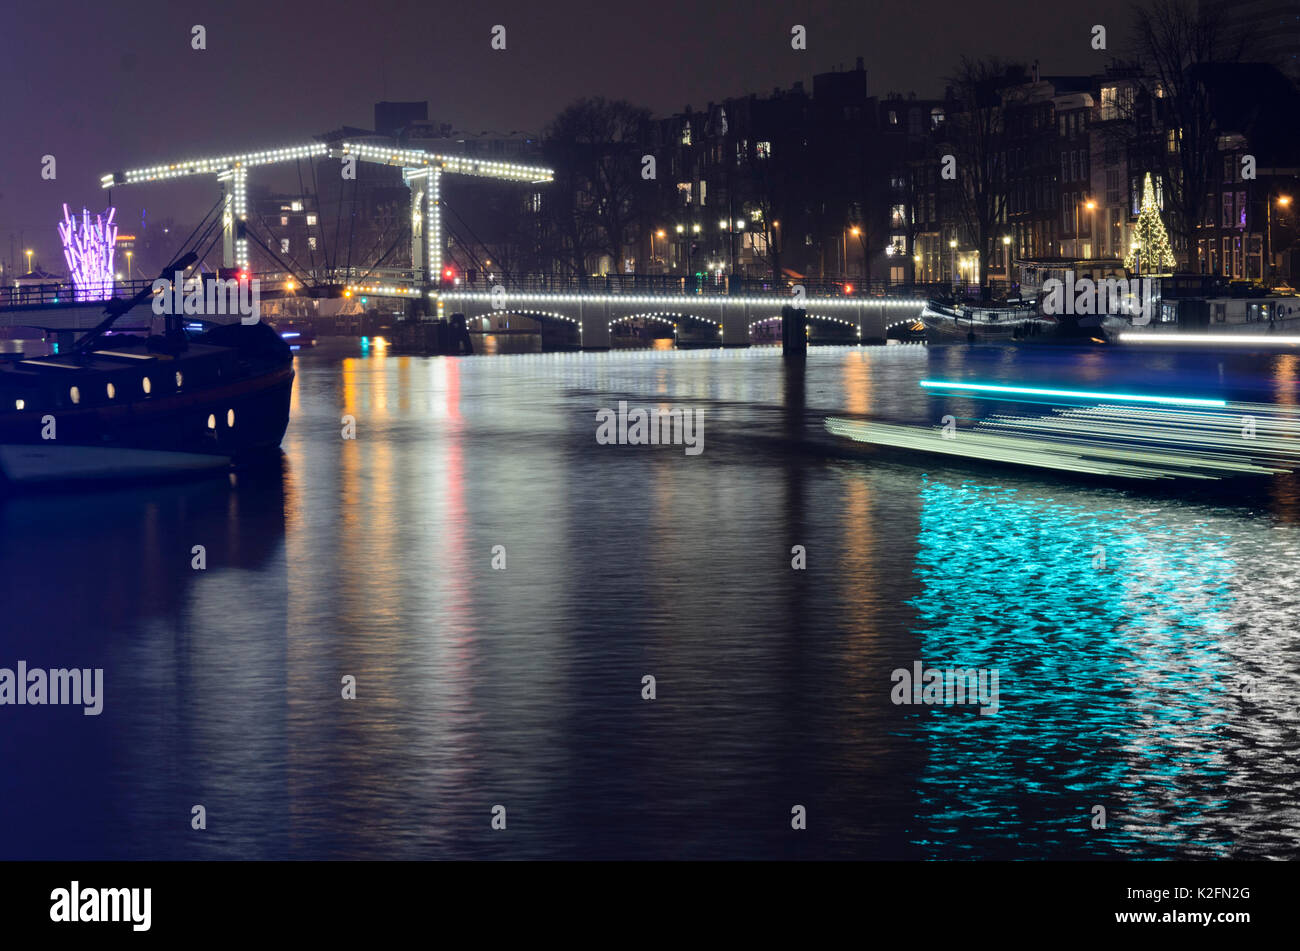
[1188,63,1300,284]
[640,58,944,286]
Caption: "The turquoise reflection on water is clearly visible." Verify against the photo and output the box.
[908,476,1240,858]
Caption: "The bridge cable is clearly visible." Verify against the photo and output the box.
[181,204,228,276]
[241,223,315,290]
[352,227,412,286]
[249,208,318,288]
[192,226,225,277]
[295,158,319,279]
[308,154,332,275]
[330,170,346,279]
[440,197,496,281]
[168,193,226,272]
[344,173,360,278]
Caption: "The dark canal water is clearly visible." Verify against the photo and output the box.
[3,339,1299,859]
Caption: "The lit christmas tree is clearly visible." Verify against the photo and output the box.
[1125,173,1177,275]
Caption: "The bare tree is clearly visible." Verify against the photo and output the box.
[941,57,1026,290]
[1127,0,1251,264]
[544,98,653,282]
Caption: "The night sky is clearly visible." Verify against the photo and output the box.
[2,0,1134,271]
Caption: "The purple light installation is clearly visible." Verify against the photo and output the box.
[58,203,118,301]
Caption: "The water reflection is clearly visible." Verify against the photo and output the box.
[0,464,289,858]
[909,475,1300,858]
[4,341,1299,860]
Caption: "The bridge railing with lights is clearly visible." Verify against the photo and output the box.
[0,278,160,310]
[441,274,955,298]
[320,272,957,299]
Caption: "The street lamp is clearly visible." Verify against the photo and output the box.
[651,229,666,267]
[948,239,958,291]
[25,249,33,275]
[1002,235,1013,294]
[126,250,133,281]
[1268,194,1292,288]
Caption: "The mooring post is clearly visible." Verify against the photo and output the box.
[781,304,806,360]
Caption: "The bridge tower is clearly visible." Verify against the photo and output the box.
[216,166,249,270]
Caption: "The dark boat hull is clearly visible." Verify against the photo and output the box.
[0,366,292,484]
[0,323,293,486]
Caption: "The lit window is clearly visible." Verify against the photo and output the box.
[227,409,235,427]
[106,383,115,399]
[291,201,303,212]
[15,399,24,410]
[175,371,183,387]
[143,377,152,394]
[308,237,317,250]
[280,216,289,226]
[280,238,290,254]
[306,215,317,226]
[756,141,772,160]
[69,386,80,404]
[207,414,216,430]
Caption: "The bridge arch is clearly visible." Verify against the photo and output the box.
[748,312,860,344]
[608,311,723,348]
[469,309,582,349]
[470,309,579,330]
[883,316,927,343]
